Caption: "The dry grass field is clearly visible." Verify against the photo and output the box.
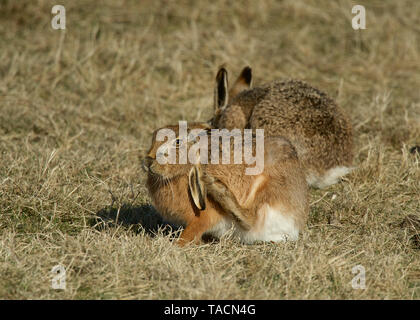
[0,0,419,299]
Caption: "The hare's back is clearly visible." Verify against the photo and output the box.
[249,79,344,136]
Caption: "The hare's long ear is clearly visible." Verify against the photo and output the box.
[229,66,252,99]
[214,66,229,112]
[188,166,206,211]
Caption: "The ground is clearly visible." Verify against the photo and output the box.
[0,0,419,299]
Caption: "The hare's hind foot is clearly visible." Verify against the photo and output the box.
[307,166,353,189]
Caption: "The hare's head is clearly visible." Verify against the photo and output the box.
[210,66,253,127]
[143,122,211,210]
[143,122,212,180]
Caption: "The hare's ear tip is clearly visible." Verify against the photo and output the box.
[217,64,228,73]
[241,66,252,81]
[215,65,228,84]
[198,196,206,210]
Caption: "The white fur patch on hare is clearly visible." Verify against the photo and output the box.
[307,166,353,189]
[249,205,299,242]
[206,205,299,243]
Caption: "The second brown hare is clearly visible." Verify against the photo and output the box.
[210,66,354,189]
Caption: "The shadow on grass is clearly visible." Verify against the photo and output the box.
[91,204,180,237]
[91,203,220,244]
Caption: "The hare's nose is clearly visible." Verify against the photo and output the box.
[142,157,153,172]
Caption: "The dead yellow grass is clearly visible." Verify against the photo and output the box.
[0,0,419,299]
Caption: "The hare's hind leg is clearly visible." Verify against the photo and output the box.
[203,175,258,230]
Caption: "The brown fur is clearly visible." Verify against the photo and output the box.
[143,123,308,246]
[206,140,308,232]
[229,66,252,99]
[211,67,354,187]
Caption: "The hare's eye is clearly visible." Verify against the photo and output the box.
[174,138,182,147]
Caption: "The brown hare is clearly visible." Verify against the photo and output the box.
[210,66,354,189]
[142,122,308,246]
